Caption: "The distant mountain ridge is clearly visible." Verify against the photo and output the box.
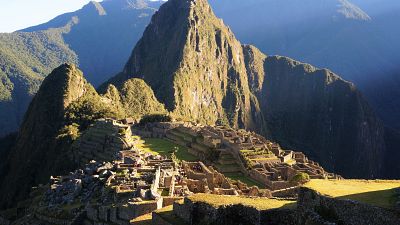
[209,0,400,131]
[0,0,164,137]
[2,0,399,137]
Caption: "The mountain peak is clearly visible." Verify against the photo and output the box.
[82,1,107,16]
[36,63,88,111]
[338,0,371,21]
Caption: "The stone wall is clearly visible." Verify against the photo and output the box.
[72,119,135,166]
[85,199,163,225]
[173,198,297,225]
[162,197,184,207]
[297,187,400,225]
[152,212,173,225]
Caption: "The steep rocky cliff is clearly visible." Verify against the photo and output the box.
[105,0,265,131]
[257,55,385,177]
[104,0,386,178]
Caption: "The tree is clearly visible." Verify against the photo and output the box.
[290,172,310,185]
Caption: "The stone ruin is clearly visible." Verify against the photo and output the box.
[15,119,343,225]
[29,120,277,225]
[133,122,341,195]
[181,161,271,197]
[71,118,136,167]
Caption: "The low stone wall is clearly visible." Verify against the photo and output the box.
[297,187,400,225]
[152,212,174,225]
[173,198,296,225]
[85,199,162,224]
[163,197,184,207]
[173,201,192,223]
[266,180,295,191]
[271,187,299,198]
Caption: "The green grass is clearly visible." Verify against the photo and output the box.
[188,194,295,210]
[224,172,265,188]
[137,138,199,161]
[305,179,400,209]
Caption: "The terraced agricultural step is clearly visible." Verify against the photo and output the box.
[190,142,211,153]
[166,132,184,142]
[218,158,237,165]
[215,163,241,173]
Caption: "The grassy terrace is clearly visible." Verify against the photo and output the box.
[136,138,199,161]
[188,193,296,210]
[224,172,265,188]
[305,179,400,209]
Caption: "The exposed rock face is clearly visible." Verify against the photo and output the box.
[105,0,386,178]
[108,0,264,131]
[257,56,386,178]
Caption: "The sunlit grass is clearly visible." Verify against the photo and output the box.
[305,179,400,209]
[136,138,198,161]
[188,193,296,210]
[224,172,264,188]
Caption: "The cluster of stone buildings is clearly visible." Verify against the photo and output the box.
[6,118,341,225]
[133,122,340,193]
[28,119,278,224]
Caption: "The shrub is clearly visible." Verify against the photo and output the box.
[139,114,172,125]
[290,172,310,185]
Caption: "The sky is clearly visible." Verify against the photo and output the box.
[0,0,96,33]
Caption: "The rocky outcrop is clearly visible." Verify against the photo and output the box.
[104,0,386,178]
[297,187,400,225]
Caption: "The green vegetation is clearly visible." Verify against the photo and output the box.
[137,138,198,162]
[65,85,124,130]
[224,173,264,188]
[56,123,80,141]
[188,193,296,210]
[305,179,400,209]
[290,172,310,185]
[113,79,167,120]
[0,29,77,136]
[139,113,172,125]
